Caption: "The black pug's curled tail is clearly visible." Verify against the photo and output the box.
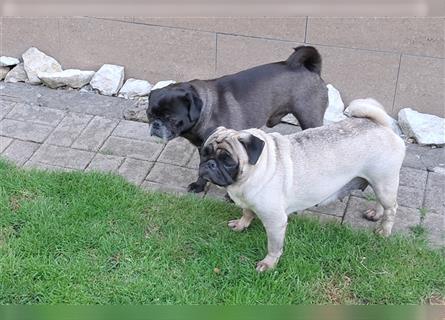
[286,46,322,75]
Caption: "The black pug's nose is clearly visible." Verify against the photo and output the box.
[152,120,162,130]
[206,160,217,170]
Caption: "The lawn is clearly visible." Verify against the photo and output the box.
[0,160,443,304]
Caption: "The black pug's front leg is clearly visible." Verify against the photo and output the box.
[187,145,208,193]
[187,176,208,193]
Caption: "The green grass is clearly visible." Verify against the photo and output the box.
[419,207,428,221]
[0,160,444,304]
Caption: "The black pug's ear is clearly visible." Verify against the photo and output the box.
[203,126,217,141]
[185,89,203,122]
[238,134,265,165]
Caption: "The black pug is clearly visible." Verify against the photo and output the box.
[147,45,328,193]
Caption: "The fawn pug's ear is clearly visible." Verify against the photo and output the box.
[238,134,265,165]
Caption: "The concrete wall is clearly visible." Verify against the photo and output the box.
[1,17,444,117]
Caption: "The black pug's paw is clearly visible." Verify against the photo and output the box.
[187,181,207,193]
[224,193,234,203]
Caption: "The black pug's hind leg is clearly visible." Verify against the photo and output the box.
[293,90,328,130]
[293,111,324,130]
[187,176,208,193]
[266,112,288,128]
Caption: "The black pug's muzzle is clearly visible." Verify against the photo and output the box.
[149,120,176,142]
[198,159,234,187]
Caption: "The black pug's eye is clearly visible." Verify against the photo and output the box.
[176,120,184,127]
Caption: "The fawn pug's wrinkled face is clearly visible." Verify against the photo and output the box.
[198,127,265,187]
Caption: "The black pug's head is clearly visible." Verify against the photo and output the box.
[199,127,265,187]
[147,83,203,141]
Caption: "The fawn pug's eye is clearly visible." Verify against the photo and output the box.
[218,151,236,168]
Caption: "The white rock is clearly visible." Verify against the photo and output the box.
[323,84,346,125]
[0,56,20,67]
[398,108,445,146]
[432,166,445,175]
[22,47,62,84]
[151,80,176,91]
[90,64,125,96]
[37,69,95,89]
[4,63,28,83]
[118,78,152,99]
[0,67,10,80]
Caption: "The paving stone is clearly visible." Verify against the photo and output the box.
[205,184,227,200]
[309,199,348,217]
[397,185,424,209]
[0,136,13,154]
[2,140,40,166]
[399,166,428,189]
[186,149,200,170]
[45,112,93,147]
[140,180,187,195]
[30,144,95,170]
[261,123,302,135]
[297,210,342,223]
[423,172,445,215]
[402,144,445,171]
[343,196,424,236]
[112,119,153,141]
[24,160,74,172]
[85,154,125,173]
[402,144,426,170]
[100,136,164,161]
[394,55,444,117]
[146,163,198,189]
[350,186,375,199]
[391,206,421,234]
[422,147,445,171]
[118,158,154,185]
[6,103,65,126]
[158,138,196,167]
[422,212,444,248]
[0,119,53,143]
[0,102,15,120]
[72,116,118,151]
[0,82,135,119]
[343,196,377,230]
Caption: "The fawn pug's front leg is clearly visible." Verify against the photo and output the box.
[256,211,288,272]
[228,208,256,232]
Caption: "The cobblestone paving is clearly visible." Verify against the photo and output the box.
[1,82,443,247]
